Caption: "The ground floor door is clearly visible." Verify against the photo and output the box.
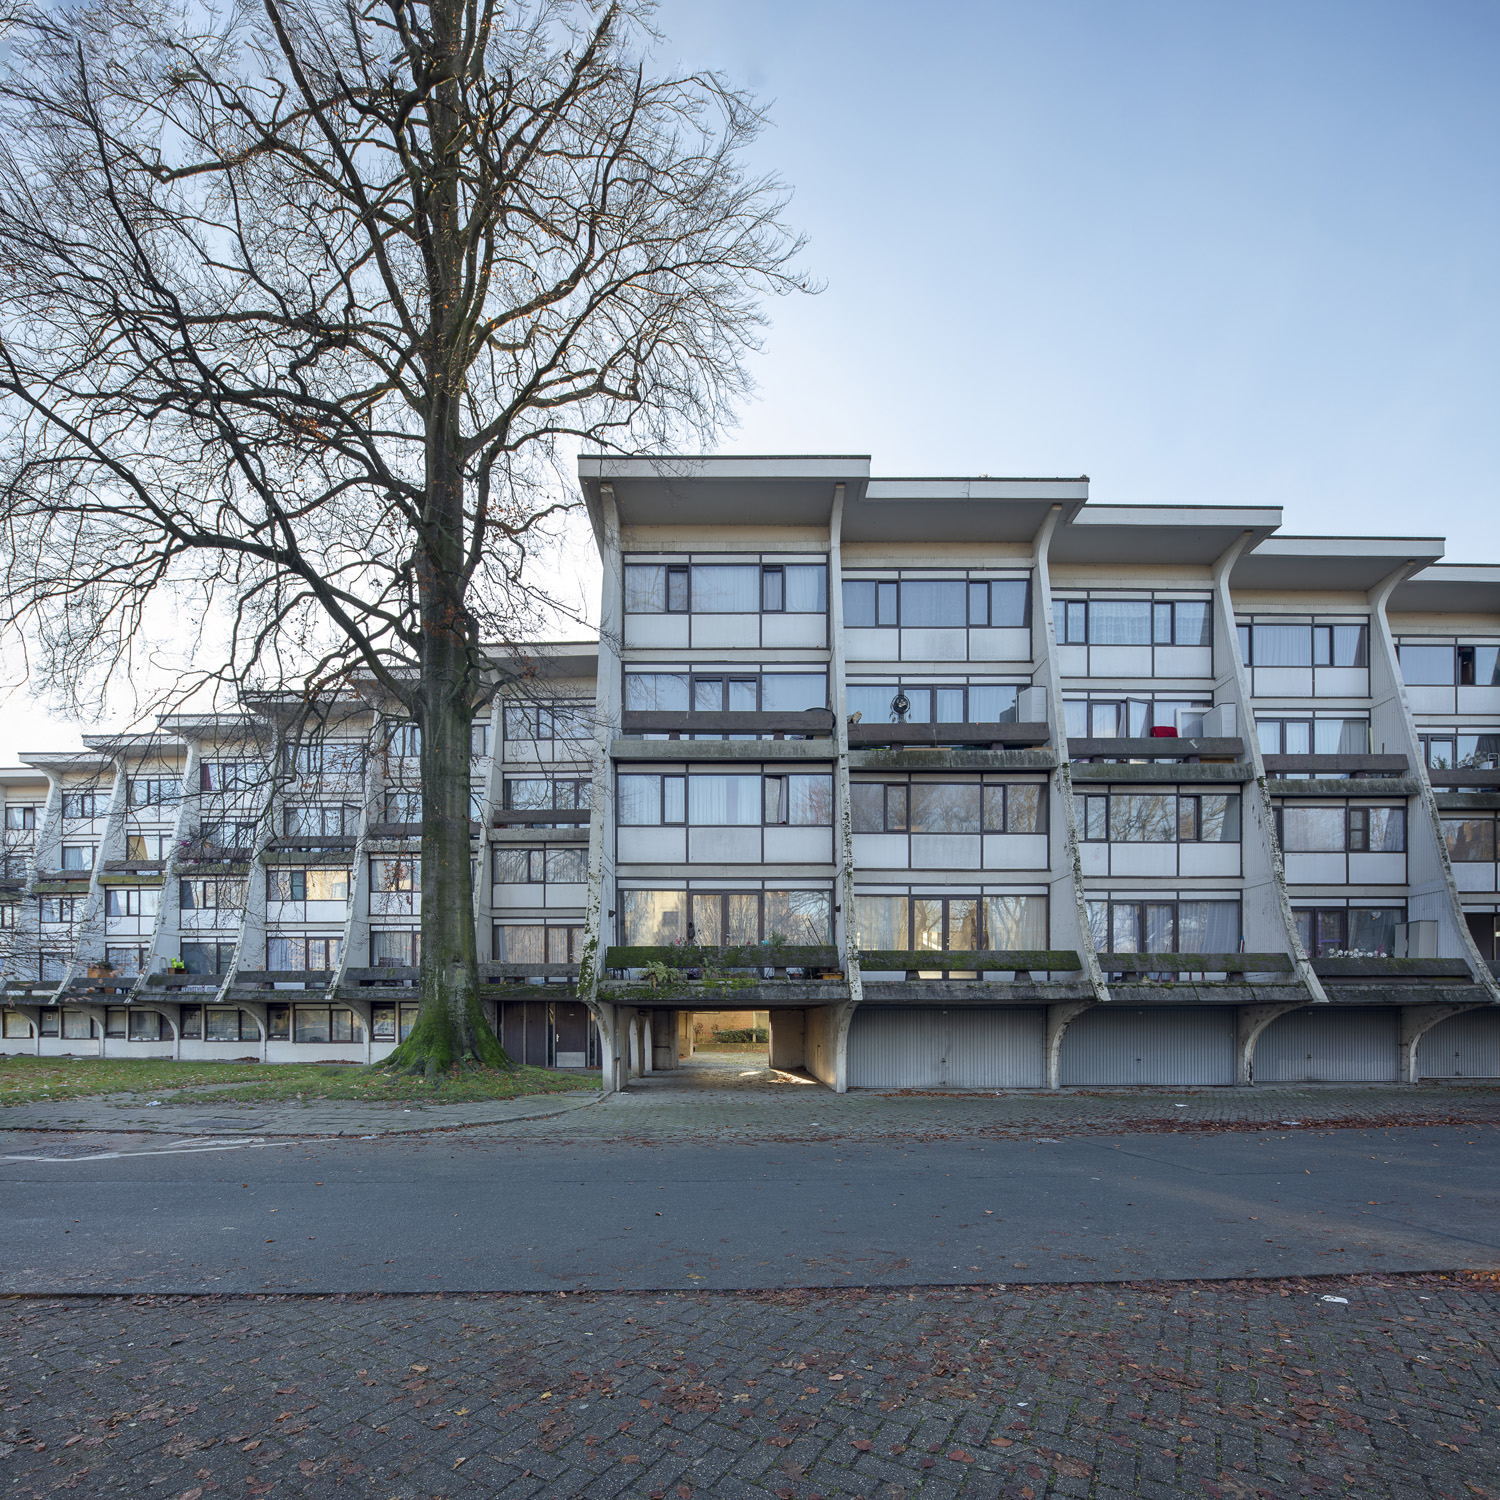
[1060,1007,1235,1086]
[1254,1007,1400,1083]
[847,1007,1044,1089]
[1417,1010,1500,1078]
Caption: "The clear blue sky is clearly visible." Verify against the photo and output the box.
[3,0,1496,759]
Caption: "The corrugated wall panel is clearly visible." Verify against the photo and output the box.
[1254,1008,1399,1083]
[944,1009,1045,1088]
[848,1008,944,1089]
[1417,1011,1500,1078]
[1060,1007,1235,1086]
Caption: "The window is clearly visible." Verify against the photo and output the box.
[180,878,247,911]
[285,741,364,776]
[853,892,1047,951]
[62,1010,97,1040]
[1256,718,1371,757]
[1294,907,1402,957]
[470,721,493,758]
[1087,899,1241,954]
[493,846,588,883]
[180,941,235,975]
[60,844,96,870]
[125,833,170,860]
[627,562,827,614]
[179,1005,202,1038]
[290,1006,362,1043]
[618,888,833,947]
[1421,733,1500,770]
[687,774,763,826]
[0,903,14,930]
[199,760,258,792]
[269,867,352,902]
[1277,805,1405,853]
[763,774,835,826]
[4,805,38,830]
[619,772,832,827]
[369,858,419,893]
[105,946,147,976]
[493,924,584,963]
[1443,816,1498,862]
[385,722,421,757]
[845,681,1021,726]
[204,1008,258,1041]
[3,1011,35,1038]
[1064,698,1211,740]
[504,778,591,814]
[128,777,180,807]
[383,790,423,822]
[371,929,420,967]
[503,700,592,741]
[196,820,258,851]
[1075,792,1240,843]
[38,896,83,925]
[284,803,359,836]
[129,1009,164,1042]
[1240,621,1367,667]
[61,791,103,819]
[844,577,1029,629]
[104,887,159,918]
[372,1002,421,1041]
[266,935,341,970]
[1054,598,1211,647]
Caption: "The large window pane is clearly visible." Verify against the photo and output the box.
[783,565,827,612]
[1347,908,1401,956]
[787,775,833,825]
[1253,624,1313,666]
[1365,808,1405,852]
[909,783,981,833]
[619,890,686,946]
[1089,600,1151,645]
[901,580,967,627]
[765,889,832,944]
[850,783,885,833]
[494,925,544,962]
[1178,901,1240,952]
[691,565,759,612]
[947,899,979,950]
[1331,625,1368,666]
[968,684,1020,722]
[984,894,1047,948]
[1199,793,1240,842]
[1281,806,1346,852]
[1399,644,1454,685]
[911,898,945,950]
[854,895,906,949]
[1314,718,1370,754]
[1173,601,1212,646]
[624,673,689,712]
[1444,818,1495,862]
[618,775,662,825]
[1108,793,1174,842]
[988,579,1030,628]
[688,774,761,825]
[842,581,878,628]
[760,673,827,711]
[623,564,666,613]
[724,893,759,945]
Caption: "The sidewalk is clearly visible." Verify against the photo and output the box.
[1,1074,1496,1139]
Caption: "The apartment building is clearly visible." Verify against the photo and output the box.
[3,456,1499,1093]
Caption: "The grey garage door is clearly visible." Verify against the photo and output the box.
[848,1007,1044,1089]
[1254,1007,1399,1083]
[1417,1011,1500,1078]
[1060,1007,1235,1086]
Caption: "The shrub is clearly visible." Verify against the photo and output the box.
[711,1027,769,1043]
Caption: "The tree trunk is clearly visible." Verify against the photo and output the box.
[382,0,510,1078]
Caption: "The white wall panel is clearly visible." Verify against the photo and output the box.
[616,827,686,864]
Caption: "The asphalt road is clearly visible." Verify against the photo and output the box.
[2,1124,1496,1294]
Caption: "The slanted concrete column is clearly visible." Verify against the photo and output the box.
[1044,1001,1094,1089]
[1400,1002,1486,1084]
[637,1013,654,1075]
[79,1004,109,1057]
[9,1006,43,1056]
[591,1001,627,1095]
[238,1001,270,1058]
[1235,1002,1305,1085]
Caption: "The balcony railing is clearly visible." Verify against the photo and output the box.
[1262,754,1407,776]
[1094,952,1293,975]
[848,721,1050,750]
[604,944,841,975]
[1069,736,1245,762]
[858,948,1081,974]
[620,709,836,739]
[1310,956,1475,980]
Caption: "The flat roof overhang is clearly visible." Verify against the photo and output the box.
[578,455,871,530]
[1390,564,1500,616]
[1050,505,1283,566]
[1231,535,1445,592]
[843,477,1089,544]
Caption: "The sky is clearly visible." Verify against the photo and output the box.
[3,0,1497,762]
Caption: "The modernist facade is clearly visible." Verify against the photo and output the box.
[3,455,1500,1092]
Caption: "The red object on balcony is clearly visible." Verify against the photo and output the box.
[1149,725,1179,737]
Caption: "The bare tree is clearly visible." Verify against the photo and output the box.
[0,0,808,1075]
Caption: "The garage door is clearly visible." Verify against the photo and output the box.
[1417,1011,1500,1079]
[1254,1007,1399,1083]
[848,1007,1043,1088]
[1060,1007,1235,1086]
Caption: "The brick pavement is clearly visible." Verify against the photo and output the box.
[2,1067,1497,1142]
[2,1276,1496,1498]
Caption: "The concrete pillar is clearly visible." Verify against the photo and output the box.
[1235,1002,1306,1085]
[638,1013,654,1075]
[591,1001,627,1095]
[1400,1002,1486,1084]
[651,1011,677,1070]
[1044,1001,1094,1089]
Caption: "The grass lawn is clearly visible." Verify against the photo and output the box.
[0,1055,600,1108]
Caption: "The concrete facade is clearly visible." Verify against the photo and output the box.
[4,456,1499,1090]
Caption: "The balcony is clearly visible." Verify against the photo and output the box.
[490,809,591,828]
[857,948,1091,1003]
[337,963,582,1000]
[1263,753,1407,777]
[601,944,845,1006]
[263,835,358,853]
[848,721,1050,751]
[144,972,229,993]
[1427,768,1500,789]
[1069,736,1245,763]
[227,968,334,997]
[614,709,836,762]
[1309,956,1473,980]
